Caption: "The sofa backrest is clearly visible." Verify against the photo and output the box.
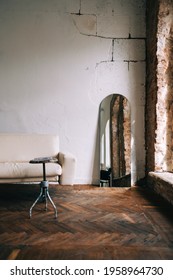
[0,134,59,162]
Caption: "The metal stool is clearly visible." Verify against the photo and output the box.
[29,157,58,218]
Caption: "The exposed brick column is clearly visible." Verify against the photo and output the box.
[155,0,173,171]
[146,0,159,173]
[146,0,173,173]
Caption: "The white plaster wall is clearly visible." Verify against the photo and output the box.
[0,0,146,185]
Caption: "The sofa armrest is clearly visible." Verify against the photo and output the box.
[58,152,76,185]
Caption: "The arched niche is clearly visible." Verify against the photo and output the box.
[99,94,131,187]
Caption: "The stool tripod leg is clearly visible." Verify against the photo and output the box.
[46,190,58,218]
[29,188,44,218]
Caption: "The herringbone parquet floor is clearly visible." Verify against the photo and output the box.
[0,184,173,260]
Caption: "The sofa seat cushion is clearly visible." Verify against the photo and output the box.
[0,162,62,179]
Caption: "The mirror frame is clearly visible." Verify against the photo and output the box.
[99,94,131,187]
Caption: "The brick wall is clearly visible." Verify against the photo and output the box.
[146,0,173,173]
[156,0,173,172]
[146,0,173,204]
[146,0,159,173]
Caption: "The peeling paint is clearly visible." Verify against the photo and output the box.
[72,14,97,36]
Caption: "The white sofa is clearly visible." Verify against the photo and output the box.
[0,133,76,185]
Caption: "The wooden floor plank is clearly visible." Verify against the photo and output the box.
[0,184,173,259]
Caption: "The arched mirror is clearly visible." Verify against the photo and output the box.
[99,94,131,187]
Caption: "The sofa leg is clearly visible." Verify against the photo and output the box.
[29,181,57,218]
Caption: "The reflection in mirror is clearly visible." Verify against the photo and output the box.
[99,94,131,187]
